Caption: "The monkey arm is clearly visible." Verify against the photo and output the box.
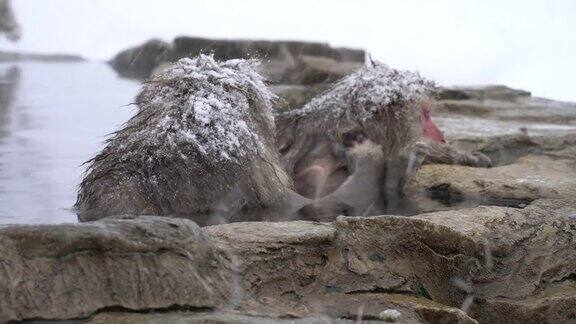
[414,141,493,168]
[302,140,386,220]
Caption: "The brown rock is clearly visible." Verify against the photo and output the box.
[330,199,576,323]
[444,133,576,166]
[2,199,575,323]
[408,154,576,210]
[435,89,576,125]
[0,217,235,322]
[172,37,365,64]
[86,294,476,324]
[109,37,365,81]
[282,55,362,85]
[438,85,531,101]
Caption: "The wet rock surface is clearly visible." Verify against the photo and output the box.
[434,85,576,164]
[405,85,576,213]
[1,199,575,323]
[438,85,532,101]
[409,153,576,212]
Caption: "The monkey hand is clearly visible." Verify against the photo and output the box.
[469,151,493,168]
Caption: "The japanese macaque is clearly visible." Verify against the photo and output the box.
[76,55,309,223]
[276,61,492,216]
[0,0,20,41]
[277,61,432,200]
[76,55,490,224]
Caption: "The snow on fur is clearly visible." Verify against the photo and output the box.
[287,60,435,121]
[131,54,277,162]
[276,61,436,166]
[76,55,288,219]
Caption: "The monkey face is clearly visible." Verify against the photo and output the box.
[419,101,446,143]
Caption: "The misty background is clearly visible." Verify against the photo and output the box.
[1,0,575,101]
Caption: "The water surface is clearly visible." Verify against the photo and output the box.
[0,62,139,224]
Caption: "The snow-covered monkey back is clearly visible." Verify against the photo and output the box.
[76,55,292,221]
[278,61,436,162]
[135,55,277,161]
[295,60,436,121]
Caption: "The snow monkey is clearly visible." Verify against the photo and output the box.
[76,55,309,223]
[277,61,433,201]
[276,61,492,215]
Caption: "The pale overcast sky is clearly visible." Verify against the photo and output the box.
[1,0,575,101]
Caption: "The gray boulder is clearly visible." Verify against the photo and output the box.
[0,217,236,322]
[172,36,365,63]
[438,85,531,101]
[206,199,576,323]
[435,86,576,126]
[269,84,330,111]
[0,0,20,41]
[109,39,174,79]
[109,37,365,82]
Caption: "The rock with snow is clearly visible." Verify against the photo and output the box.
[279,55,363,85]
[407,152,576,213]
[438,85,531,101]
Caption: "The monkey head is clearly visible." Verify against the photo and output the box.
[281,61,437,158]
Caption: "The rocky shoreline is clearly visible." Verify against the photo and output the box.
[0,50,85,63]
[1,198,575,323]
